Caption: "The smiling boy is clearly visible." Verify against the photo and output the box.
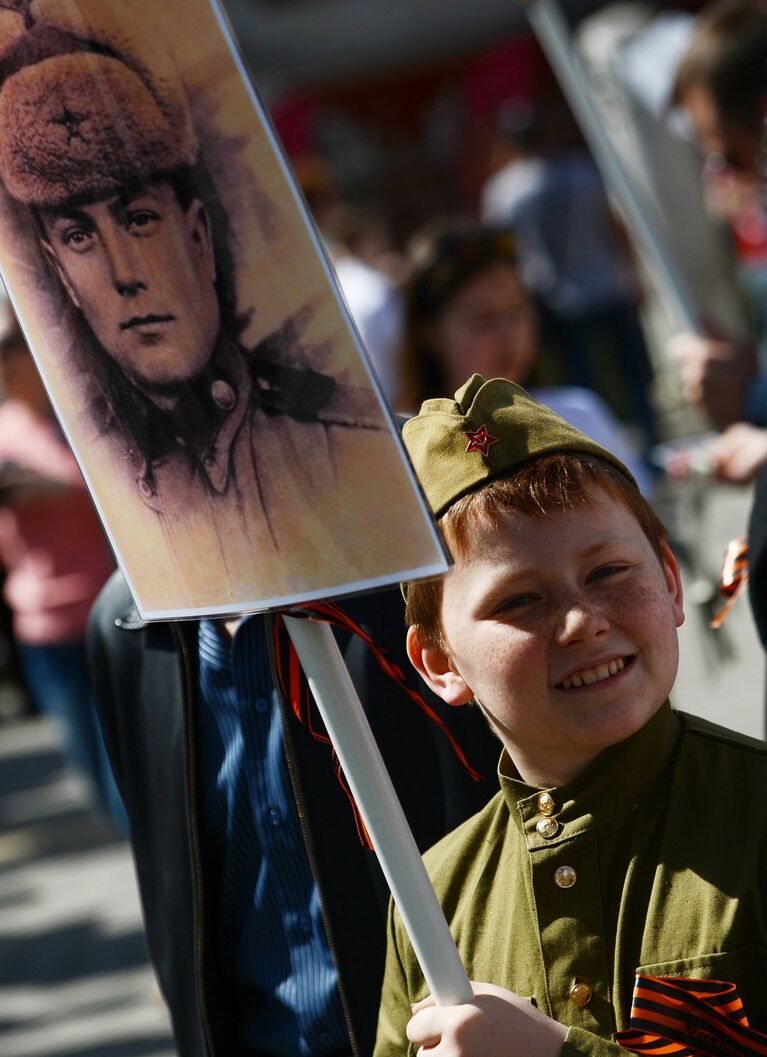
[375,375,767,1057]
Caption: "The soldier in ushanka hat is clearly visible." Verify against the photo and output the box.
[377,374,767,1057]
[0,9,411,603]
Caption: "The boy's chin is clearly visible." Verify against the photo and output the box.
[582,695,666,749]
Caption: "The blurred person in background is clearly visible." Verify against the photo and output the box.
[323,204,405,408]
[670,0,767,459]
[293,155,406,408]
[670,0,767,664]
[480,99,658,449]
[0,303,122,830]
[398,221,651,492]
[333,247,403,405]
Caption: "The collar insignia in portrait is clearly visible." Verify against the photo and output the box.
[464,424,499,456]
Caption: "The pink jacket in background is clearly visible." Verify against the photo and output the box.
[0,402,114,644]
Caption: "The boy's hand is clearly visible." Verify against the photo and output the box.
[406,982,568,1056]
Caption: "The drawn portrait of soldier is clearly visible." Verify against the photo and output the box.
[0,0,445,615]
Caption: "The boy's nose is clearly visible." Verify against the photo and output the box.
[555,596,610,645]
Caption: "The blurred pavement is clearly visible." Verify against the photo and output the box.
[0,716,175,1057]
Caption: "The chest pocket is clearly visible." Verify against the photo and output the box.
[636,947,767,1034]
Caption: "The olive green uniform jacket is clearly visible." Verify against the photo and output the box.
[375,705,767,1056]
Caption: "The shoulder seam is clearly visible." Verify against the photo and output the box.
[678,714,767,757]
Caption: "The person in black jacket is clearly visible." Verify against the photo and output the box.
[87,572,500,1057]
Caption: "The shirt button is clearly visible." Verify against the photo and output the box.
[536,816,560,839]
[554,865,577,889]
[570,982,592,1008]
[267,806,282,827]
[537,791,556,816]
[211,379,236,410]
[255,696,269,713]
[298,912,312,935]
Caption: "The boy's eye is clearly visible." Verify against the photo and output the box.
[589,564,627,582]
[496,593,539,614]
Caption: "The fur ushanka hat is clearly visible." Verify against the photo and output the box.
[0,4,197,207]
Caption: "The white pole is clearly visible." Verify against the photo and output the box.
[525,0,699,333]
[283,615,473,1006]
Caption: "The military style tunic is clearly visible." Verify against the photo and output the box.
[375,704,767,1056]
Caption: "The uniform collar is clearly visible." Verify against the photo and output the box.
[134,335,249,484]
[499,701,679,850]
[123,334,252,501]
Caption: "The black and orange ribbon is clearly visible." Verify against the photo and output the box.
[273,600,482,848]
[616,975,767,1057]
[711,537,749,630]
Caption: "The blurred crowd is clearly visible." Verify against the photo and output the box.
[306,0,767,507]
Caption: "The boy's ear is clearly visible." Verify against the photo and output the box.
[660,541,685,628]
[406,625,475,707]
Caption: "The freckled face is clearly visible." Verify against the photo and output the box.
[39,182,220,396]
[435,489,684,785]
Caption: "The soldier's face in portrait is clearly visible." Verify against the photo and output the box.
[38,181,220,399]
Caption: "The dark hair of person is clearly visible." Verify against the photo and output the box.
[399,222,519,411]
[672,0,767,132]
[405,452,669,649]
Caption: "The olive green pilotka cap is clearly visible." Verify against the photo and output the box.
[402,374,635,520]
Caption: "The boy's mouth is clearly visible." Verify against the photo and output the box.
[556,655,634,690]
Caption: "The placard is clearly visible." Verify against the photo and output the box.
[0,0,448,617]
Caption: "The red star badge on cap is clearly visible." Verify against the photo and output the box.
[464,424,498,456]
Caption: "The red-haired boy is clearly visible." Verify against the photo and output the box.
[375,375,767,1057]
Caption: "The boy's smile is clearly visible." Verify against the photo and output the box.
[410,487,684,788]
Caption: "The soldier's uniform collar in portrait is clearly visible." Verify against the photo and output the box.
[101,316,385,507]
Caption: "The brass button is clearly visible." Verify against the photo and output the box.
[570,982,592,1008]
[537,791,556,816]
[554,865,577,889]
[536,816,560,839]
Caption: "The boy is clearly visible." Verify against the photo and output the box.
[375,374,767,1057]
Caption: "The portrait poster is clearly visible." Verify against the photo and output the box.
[0,0,449,618]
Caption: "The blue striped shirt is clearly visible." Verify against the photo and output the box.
[197,616,349,1056]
